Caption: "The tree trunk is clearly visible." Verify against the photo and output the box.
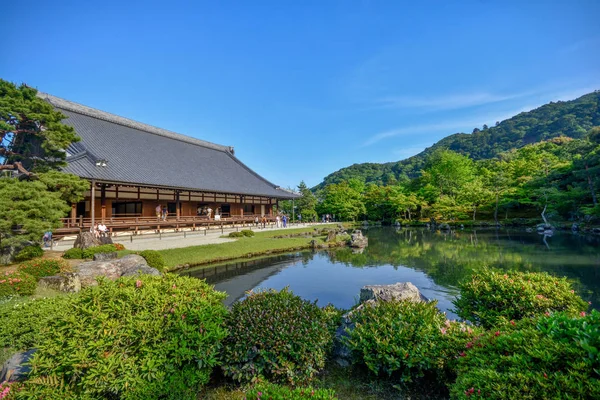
[408,209,411,220]
[494,193,499,224]
[586,164,598,206]
[473,206,477,221]
[541,204,548,225]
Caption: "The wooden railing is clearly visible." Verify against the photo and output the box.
[55,214,278,238]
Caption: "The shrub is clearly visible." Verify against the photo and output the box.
[139,250,166,272]
[114,243,126,251]
[345,300,483,384]
[21,274,228,399]
[452,269,589,328]
[14,245,44,262]
[17,258,70,280]
[241,229,255,237]
[0,271,37,298]
[245,382,337,399]
[81,244,120,259]
[0,295,74,351]
[450,311,600,399]
[62,247,83,259]
[222,287,333,385]
[228,231,244,238]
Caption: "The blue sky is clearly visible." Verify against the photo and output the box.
[2,0,599,189]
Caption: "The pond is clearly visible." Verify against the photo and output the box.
[180,227,600,319]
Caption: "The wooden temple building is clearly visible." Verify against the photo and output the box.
[38,93,299,236]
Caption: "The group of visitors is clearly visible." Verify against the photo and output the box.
[275,215,289,228]
[156,205,169,221]
[254,215,269,229]
[322,214,334,223]
[91,222,109,238]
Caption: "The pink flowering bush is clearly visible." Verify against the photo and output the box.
[222,288,333,385]
[19,274,228,400]
[452,269,588,328]
[17,258,70,280]
[451,311,600,399]
[0,270,37,298]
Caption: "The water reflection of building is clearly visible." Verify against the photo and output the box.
[181,253,307,306]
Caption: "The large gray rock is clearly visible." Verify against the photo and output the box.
[0,349,36,382]
[439,223,451,231]
[360,282,429,303]
[0,240,36,265]
[93,252,118,261]
[121,265,161,277]
[350,230,368,248]
[326,230,337,242]
[73,232,102,249]
[117,254,148,271]
[333,282,427,367]
[38,272,81,293]
[74,260,122,287]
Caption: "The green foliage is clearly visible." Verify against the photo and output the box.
[138,250,166,272]
[450,311,600,399]
[17,258,70,279]
[228,231,244,238]
[241,229,255,237]
[0,178,71,249]
[345,300,482,383]
[317,179,366,221]
[80,244,120,259]
[0,270,37,298]
[0,295,73,351]
[62,247,83,259]
[14,245,43,262]
[21,274,228,399]
[245,382,338,399]
[453,269,589,328]
[222,287,333,385]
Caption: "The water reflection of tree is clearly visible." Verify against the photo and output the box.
[327,228,600,305]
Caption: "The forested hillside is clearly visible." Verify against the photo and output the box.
[314,91,600,190]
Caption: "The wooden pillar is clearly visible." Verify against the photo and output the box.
[176,191,180,220]
[101,184,106,222]
[71,203,76,227]
[90,180,96,230]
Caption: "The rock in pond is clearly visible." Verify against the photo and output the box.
[333,282,427,367]
[0,349,36,382]
[350,230,368,248]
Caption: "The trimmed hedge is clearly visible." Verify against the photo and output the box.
[241,229,255,237]
[62,247,83,259]
[222,288,333,385]
[20,274,228,399]
[14,245,44,262]
[17,258,70,280]
[139,250,166,272]
[228,231,244,238]
[0,270,37,298]
[453,269,588,328]
[63,244,126,260]
[451,311,600,399]
[345,299,483,384]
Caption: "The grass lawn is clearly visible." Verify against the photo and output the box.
[159,235,323,269]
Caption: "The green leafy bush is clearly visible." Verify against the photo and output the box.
[17,258,70,280]
[245,382,337,399]
[62,247,83,259]
[222,287,333,385]
[228,231,244,238]
[81,244,120,259]
[451,311,600,399]
[241,229,255,237]
[345,300,482,384]
[0,295,74,351]
[139,250,166,272]
[21,274,228,399]
[0,271,37,298]
[14,245,44,262]
[452,269,589,328]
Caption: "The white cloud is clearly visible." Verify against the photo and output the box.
[375,91,531,111]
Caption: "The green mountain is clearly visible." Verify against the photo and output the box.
[314,91,600,190]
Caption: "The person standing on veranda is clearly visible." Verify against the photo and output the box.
[156,204,162,221]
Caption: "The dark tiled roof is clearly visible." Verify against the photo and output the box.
[38,93,299,199]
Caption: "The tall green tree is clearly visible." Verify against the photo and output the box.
[318,179,366,221]
[0,80,86,254]
[295,181,318,222]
